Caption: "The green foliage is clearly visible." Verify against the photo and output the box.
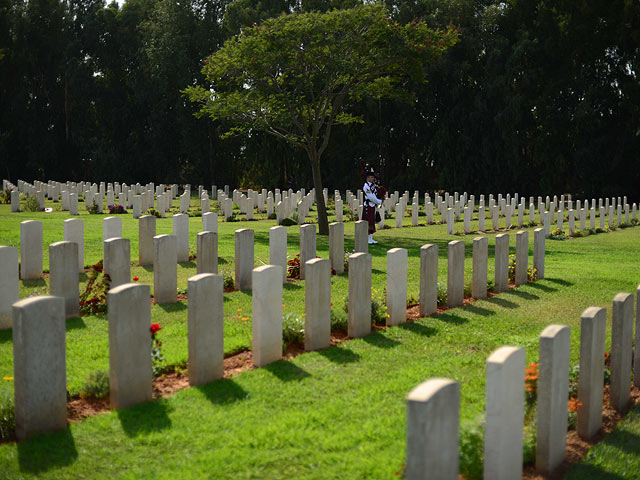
[280,217,297,226]
[459,417,484,480]
[87,202,101,215]
[221,270,235,290]
[0,189,11,204]
[23,194,39,212]
[79,261,111,316]
[282,313,305,347]
[79,371,110,400]
[549,228,568,240]
[0,382,15,441]
[330,309,348,332]
[436,281,447,307]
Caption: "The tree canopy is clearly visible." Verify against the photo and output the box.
[0,0,638,202]
[186,3,458,233]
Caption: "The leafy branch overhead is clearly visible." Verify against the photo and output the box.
[186,4,459,152]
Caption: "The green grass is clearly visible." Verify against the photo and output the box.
[0,197,639,478]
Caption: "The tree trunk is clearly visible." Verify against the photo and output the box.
[309,150,329,235]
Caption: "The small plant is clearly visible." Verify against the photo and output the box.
[604,351,611,384]
[330,308,348,331]
[108,205,126,214]
[459,417,485,480]
[549,227,567,240]
[567,398,583,430]
[282,313,305,347]
[0,188,11,204]
[267,212,277,220]
[436,282,447,307]
[572,228,584,237]
[150,323,165,377]
[345,206,358,222]
[226,213,238,222]
[595,227,606,234]
[280,217,297,226]
[287,254,301,279]
[146,208,162,218]
[406,295,418,308]
[607,223,617,232]
[221,270,235,290]
[79,370,110,399]
[343,250,354,273]
[23,194,39,212]
[525,362,539,408]
[371,298,387,326]
[187,208,202,218]
[79,260,111,315]
[0,379,15,441]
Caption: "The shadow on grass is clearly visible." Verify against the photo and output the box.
[18,427,78,474]
[157,301,187,312]
[464,304,496,317]
[504,289,539,301]
[218,256,229,265]
[141,265,153,272]
[544,277,574,287]
[117,399,172,437]
[0,328,12,343]
[21,279,46,288]
[284,281,303,290]
[318,346,361,364]
[362,331,401,348]
[565,463,630,480]
[398,322,437,337]
[436,312,468,325]
[65,317,87,330]
[485,296,518,309]
[264,361,311,382]
[527,282,558,293]
[178,261,196,269]
[196,378,248,405]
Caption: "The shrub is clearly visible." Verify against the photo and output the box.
[267,212,277,220]
[436,282,447,307]
[345,206,358,222]
[187,208,202,218]
[371,299,386,325]
[406,295,418,308]
[151,323,165,377]
[287,254,301,279]
[221,270,235,290]
[24,194,39,212]
[282,313,305,346]
[280,217,297,226]
[108,205,126,214]
[459,418,485,480]
[226,213,238,222]
[525,362,539,407]
[0,382,15,441]
[79,261,111,316]
[548,227,567,240]
[146,208,161,218]
[572,229,584,237]
[79,370,110,399]
[330,309,348,331]
[0,188,11,204]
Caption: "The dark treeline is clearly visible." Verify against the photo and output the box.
[1,0,639,198]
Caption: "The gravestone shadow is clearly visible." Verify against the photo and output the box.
[362,332,401,348]
[196,378,248,405]
[263,360,311,382]
[544,277,574,287]
[436,312,468,325]
[485,297,518,309]
[117,398,172,437]
[463,304,496,317]
[527,282,557,293]
[0,328,12,344]
[318,346,361,364]
[398,322,437,337]
[504,289,539,301]
[17,427,78,474]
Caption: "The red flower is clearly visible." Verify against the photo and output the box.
[150,323,162,334]
[133,276,139,281]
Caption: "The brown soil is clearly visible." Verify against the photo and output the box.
[521,385,640,479]
[150,294,188,305]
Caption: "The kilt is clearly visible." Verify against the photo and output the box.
[362,204,377,234]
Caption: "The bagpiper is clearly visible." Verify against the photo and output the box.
[362,168,382,244]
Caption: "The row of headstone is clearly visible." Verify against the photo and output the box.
[405,289,640,479]
[7,219,548,441]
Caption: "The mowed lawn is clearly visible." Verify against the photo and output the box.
[0,198,639,479]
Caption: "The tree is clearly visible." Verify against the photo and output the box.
[186,3,458,234]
